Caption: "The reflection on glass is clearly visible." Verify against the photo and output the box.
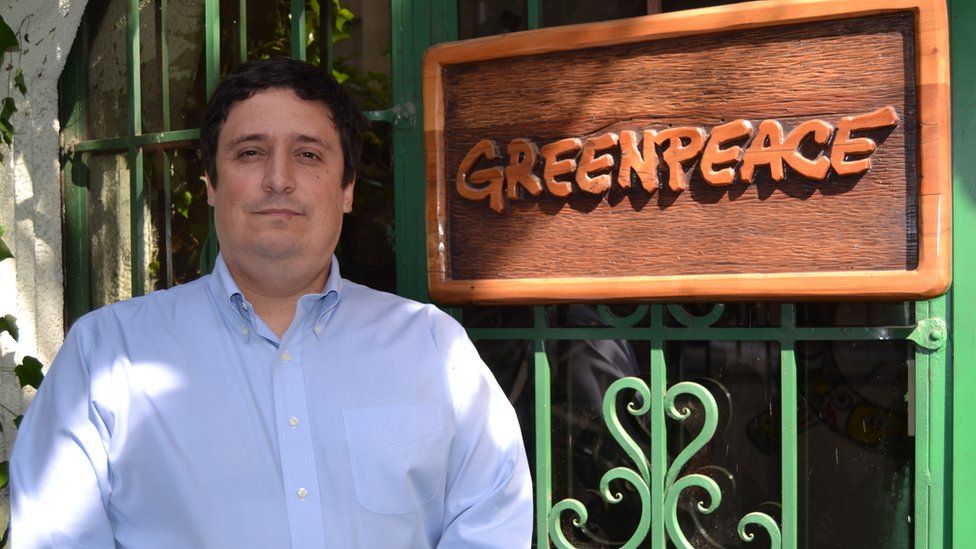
[85,0,129,140]
[665,303,780,328]
[797,340,913,548]
[458,0,526,39]
[796,302,914,327]
[663,340,781,548]
[542,0,645,27]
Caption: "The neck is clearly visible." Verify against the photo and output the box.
[223,255,331,338]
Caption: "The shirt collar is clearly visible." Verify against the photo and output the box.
[206,253,343,341]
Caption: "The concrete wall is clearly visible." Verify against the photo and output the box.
[0,0,88,475]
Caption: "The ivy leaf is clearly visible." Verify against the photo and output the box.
[15,356,44,390]
[13,414,23,429]
[0,314,18,341]
[0,227,12,263]
[14,69,26,96]
[0,460,7,490]
[0,16,16,55]
[0,97,17,145]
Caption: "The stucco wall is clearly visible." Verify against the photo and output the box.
[0,0,88,472]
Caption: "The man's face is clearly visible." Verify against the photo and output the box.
[207,88,353,273]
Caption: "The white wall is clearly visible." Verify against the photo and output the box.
[0,0,88,476]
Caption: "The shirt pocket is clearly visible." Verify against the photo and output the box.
[342,405,447,515]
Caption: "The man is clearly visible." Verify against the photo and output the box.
[10,58,532,548]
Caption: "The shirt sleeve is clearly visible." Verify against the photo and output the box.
[10,319,116,548]
[431,310,533,548]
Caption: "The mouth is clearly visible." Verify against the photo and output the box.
[254,208,302,219]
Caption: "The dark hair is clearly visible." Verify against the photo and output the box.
[200,57,368,187]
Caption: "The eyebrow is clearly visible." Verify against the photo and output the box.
[225,133,333,150]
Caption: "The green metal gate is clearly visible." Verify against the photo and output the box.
[59,0,975,546]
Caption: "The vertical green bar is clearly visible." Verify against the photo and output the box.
[527,0,541,29]
[534,338,552,548]
[649,305,665,549]
[391,0,431,302]
[430,0,457,42]
[780,304,798,549]
[127,0,145,296]
[62,30,90,323]
[914,298,948,548]
[239,0,248,62]
[951,0,976,543]
[199,0,221,274]
[291,0,307,61]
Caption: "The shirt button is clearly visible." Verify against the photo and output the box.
[288,417,299,427]
[241,327,249,336]
[315,325,323,335]
[297,487,308,499]
[282,351,292,361]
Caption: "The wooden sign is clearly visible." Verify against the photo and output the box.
[424,0,950,304]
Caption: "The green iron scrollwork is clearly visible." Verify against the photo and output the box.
[738,511,782,548]
[549,373,784,548]
[549,377,651,549]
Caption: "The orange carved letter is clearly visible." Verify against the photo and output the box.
[830,106,899,176]
[618,129,658,193]
[783,119,834,180]
[541,138,582,197]
[576,132,619,195]
[700,119,754,186]
[505,138,543,200]
[740,120,786,183]
[655,127,707,192]
[457,139,505,213]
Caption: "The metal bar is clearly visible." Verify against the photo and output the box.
[780,304,797,549]
[200,0,221,274]
[951,0,976,542]
[915,296,948,547]
[534,309,552,548]
[127,0,145,297]
[239,0,248,62]
[649,304,665,549]
[463,325,916,342]
[430,0,458,42]
[527,0,542,29]
[62,29,90,324]
[291,0,307,61]
[161,0,170,132]
[72,129,201,153]
[391,0,431,301]
[323,0,333,72]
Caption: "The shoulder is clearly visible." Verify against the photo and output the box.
[338,278,461,338]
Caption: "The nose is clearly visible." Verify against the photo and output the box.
[262,149,295,194]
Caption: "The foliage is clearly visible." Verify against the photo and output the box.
[0,14,27,164]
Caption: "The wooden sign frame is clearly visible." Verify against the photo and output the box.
[424,0,950,304]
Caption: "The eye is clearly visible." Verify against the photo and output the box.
[236,149,261,159]
[298,151,321,162]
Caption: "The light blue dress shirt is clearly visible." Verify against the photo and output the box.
[10,255,532,548]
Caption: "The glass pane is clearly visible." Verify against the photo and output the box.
[462,306,535,329]
[84,0,130,140]
[664,340,782,548]
[550,338,649,546]
[88,152,133,307]
[796,340,913,548]
[458,0,527,39]
[330,0,393,108]
[542,0,645,27]
[665,303,781,328]
[796,302,914,327]
[661,0,744,11]
[549,304,651,329]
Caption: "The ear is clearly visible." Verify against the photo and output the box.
[205,173,216,207]
[342,178,355,213]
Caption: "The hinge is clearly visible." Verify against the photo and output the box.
[908,317,948,350]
